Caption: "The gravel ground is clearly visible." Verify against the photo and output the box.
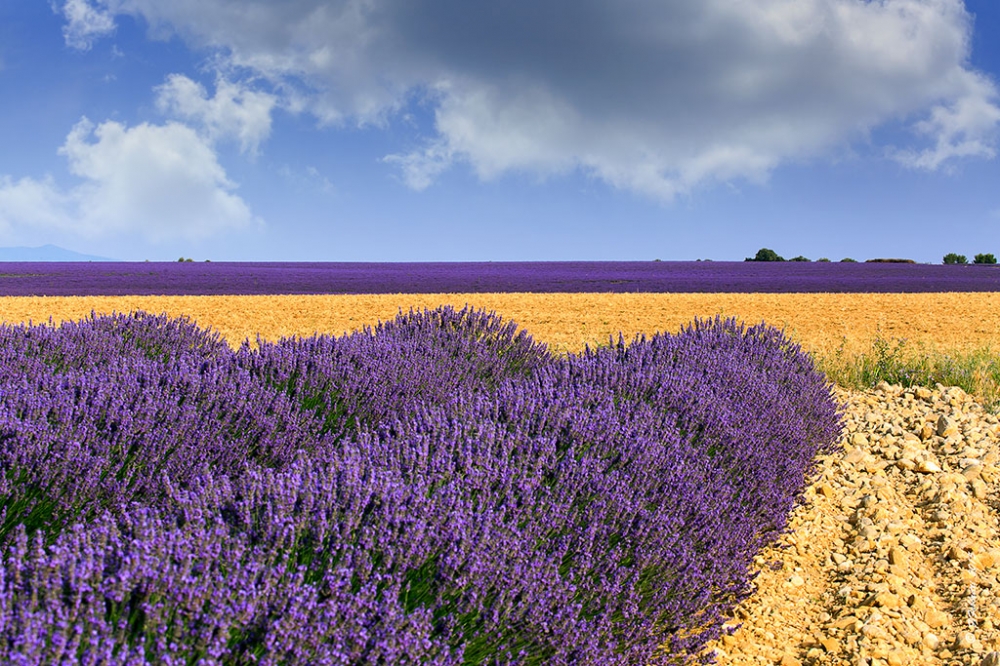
[705,383,1000,666]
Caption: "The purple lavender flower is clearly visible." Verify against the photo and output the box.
[0,307,840,664]
[0,260,998,295]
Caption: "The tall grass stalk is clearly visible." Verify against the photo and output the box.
[813,335,1000,413]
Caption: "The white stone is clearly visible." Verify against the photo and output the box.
[915,459,941,474]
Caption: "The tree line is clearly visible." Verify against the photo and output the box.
[942,253,997,265]
[745,248,997,265]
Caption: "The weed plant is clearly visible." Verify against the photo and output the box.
[814,335,1000,412]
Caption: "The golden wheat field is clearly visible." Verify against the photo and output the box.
[1,292,999,358]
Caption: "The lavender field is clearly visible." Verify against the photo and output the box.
[0,307,840,664]
[1,261,999,296]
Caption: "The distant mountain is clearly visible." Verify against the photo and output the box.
[0,244,119,262]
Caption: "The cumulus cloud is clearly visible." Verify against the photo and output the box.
[60,0,116,50]
[890,70,1000,170]
[70,0,1000,200]
[381,139,455,191]
[155,74,277,156]
[0,117,257,241]
[0,175,75,233]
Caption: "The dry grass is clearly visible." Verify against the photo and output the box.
[3,292,1000,405]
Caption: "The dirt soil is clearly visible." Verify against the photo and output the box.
[706,382,1000,666]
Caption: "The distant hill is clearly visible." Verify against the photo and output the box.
[0,244,118,262]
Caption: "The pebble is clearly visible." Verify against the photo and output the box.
[916,459,942,473]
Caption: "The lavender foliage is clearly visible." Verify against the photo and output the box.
[1,260,1000,295]
[0,307,841,664]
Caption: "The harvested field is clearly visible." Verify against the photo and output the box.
[1,293,999,358]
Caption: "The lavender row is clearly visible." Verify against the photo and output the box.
[0,308,841,664]
[2,261,1000,295]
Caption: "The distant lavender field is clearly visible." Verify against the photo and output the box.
[1,261,999,296]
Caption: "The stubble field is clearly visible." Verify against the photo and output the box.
[2,292,999,357]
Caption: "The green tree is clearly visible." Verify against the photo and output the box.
[943,253,968,265]
[840,258,857,263]
[745,248,784,262]
[789,255,810,262]
[973,253,997,265]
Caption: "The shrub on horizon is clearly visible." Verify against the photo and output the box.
[840,257,857,263]
[943,253,969,265]
[745,248,784,262]
[789,256,810,262]
[817,258,831,262]
[974,253,997,265]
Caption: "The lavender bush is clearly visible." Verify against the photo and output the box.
[0,307,841,664]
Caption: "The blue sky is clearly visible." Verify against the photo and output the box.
[1,0,998,262]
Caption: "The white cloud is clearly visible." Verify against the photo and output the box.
[382,140,454,191]
[60,0,116,50]
[155,74,277,156]
[73,0,1000,200]
[890,70,1000,170]
[0,175,75,233]
[0,117,258,241]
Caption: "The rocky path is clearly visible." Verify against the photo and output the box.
[704,383,1000,666]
